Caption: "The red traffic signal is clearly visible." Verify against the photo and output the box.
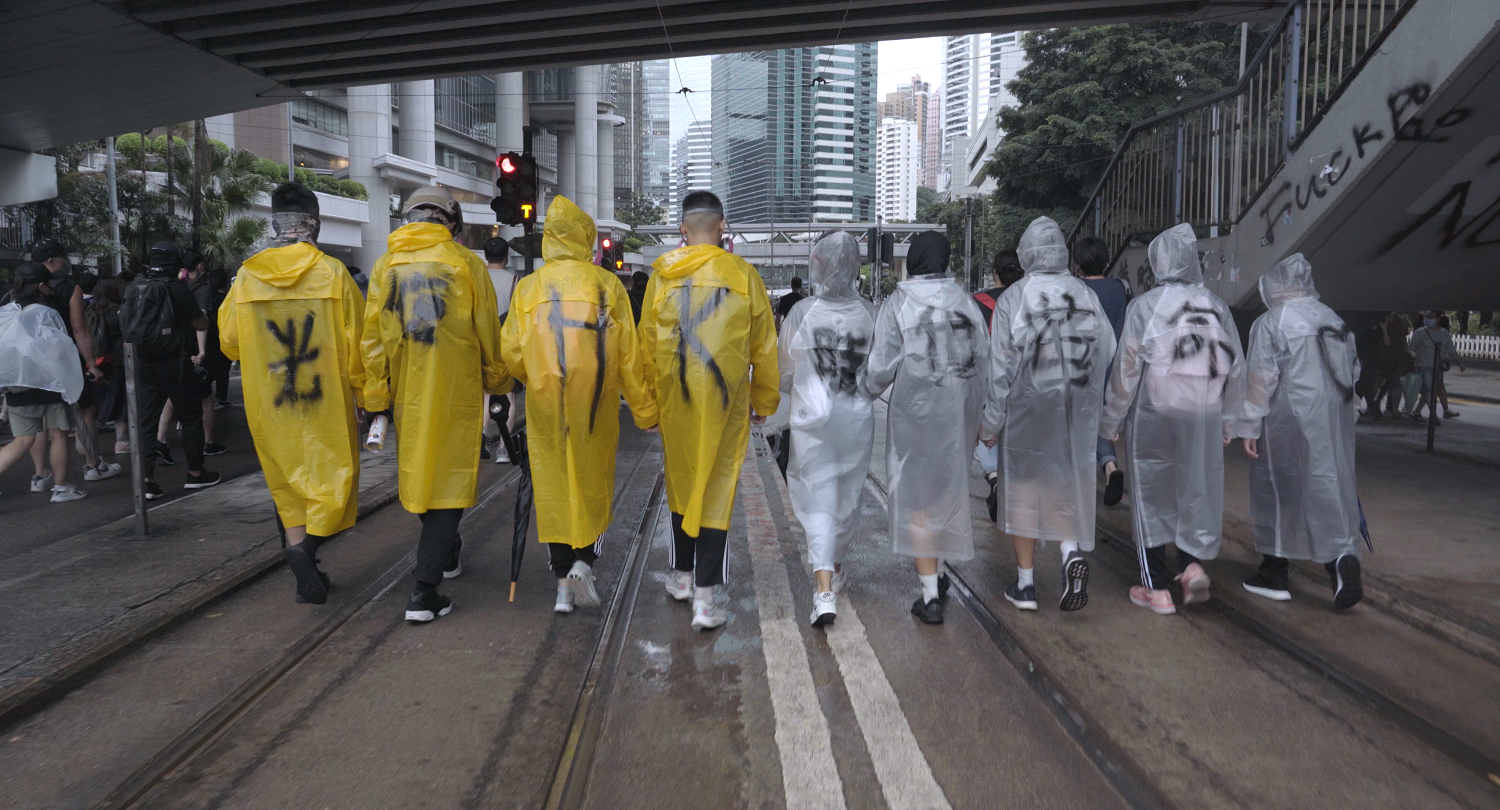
[601,237,612,250]
[497,155,517,174]
[491,151,537,227]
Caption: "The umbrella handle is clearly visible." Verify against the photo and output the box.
[509,582,517,602]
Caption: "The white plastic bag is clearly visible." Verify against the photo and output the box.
[0,303,84,403]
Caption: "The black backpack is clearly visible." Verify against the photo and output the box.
[120,276,180,362]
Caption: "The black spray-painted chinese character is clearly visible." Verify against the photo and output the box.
[548,285,611,432]
[674,280,730,409]
[266,313,323,407]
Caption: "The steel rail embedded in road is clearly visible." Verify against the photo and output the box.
[92,470,522,810]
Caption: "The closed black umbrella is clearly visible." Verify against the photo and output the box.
[492,398,533,601]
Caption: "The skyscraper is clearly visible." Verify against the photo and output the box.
[878,74,940,190]
[942,33,1025,192]
[671,120,712,223]
[877,118,919,222]
[643,59,672,211]
[710,44,876,223]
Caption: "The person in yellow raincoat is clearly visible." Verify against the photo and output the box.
[501,196,658,615]
[362,185,510,623]
[639,190,778,631]
[221,182,366,605]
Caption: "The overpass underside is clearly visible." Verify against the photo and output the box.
[5,0,1278,152]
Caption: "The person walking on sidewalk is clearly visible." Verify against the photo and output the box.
[1236,254,1363,611]
[1408,312,1464,422]
[483,236,521,464]
[186,250,230,456]
[222,183,367,605]
[1099,224,1246,616]
[122,242,222,499]
[981,217,1117,614]
[639,191,779,632]
[363,186,510,624]
[1074,235,1132,507]
[973,250,1023,523]
[865,231,990,625]
[0,263,89,503]
[780,232,877,628]
[500,197,658,615]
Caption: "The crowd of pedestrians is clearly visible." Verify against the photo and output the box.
[2,180,1380,633]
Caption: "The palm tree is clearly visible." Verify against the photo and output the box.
[166,140,272,267]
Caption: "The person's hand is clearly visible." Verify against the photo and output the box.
[191,353,204,366]
[750,414,766,426]
[1223,436,1232,447]
[644,425,659,434]
[87,365,104,381]
[1243,438,1259,458]
[982,435,998,448]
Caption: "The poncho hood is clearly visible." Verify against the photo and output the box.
[1149,223,1203,285]
[387,221,454,253]
[241,241,324,288]
[897,274,968,310]
[541,195,597,265]
[1017,217,1071,276]
[808,231,860,299]
[1259,253,1319,307]
[651,243,750,295]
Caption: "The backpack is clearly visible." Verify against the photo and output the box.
[85,298,113,361]
[120,276,180,362]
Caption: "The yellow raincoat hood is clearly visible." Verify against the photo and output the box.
[641,242,778,535]
[502,196,657,546]
[220,243,366,535]
[362,221,510,513]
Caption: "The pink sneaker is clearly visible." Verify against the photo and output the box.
[1177,563,1211,605]
[1129,585,1176,615]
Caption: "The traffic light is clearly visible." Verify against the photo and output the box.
[866,227,879,264]
[880,232,896,264]
[599,236,625,270]
[491,151,538,226]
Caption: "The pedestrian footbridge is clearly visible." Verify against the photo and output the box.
[1078,0,1500,312]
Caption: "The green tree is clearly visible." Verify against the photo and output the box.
[616,193,665,252]
[982,22,1256,251]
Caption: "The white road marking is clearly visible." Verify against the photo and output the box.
[756,443,953,810]
[738,445,848,810]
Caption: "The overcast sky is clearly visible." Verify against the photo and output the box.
[877,37,945,97]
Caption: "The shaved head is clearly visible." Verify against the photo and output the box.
[679,190,726,246]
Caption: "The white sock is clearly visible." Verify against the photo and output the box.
[1017,567,1034,588]
[919,573,940,602]
[1060,540,1080,558]
[694,585,715,603]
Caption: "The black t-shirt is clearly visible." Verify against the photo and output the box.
[141,278,205,362]
[775,290,805,319]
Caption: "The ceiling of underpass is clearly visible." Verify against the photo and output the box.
[3,0,1280,152]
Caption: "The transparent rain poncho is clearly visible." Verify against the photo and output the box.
[1099,224,1245,561]
[864,238,990,561]
[0,303,84,404]
[982,217,1117,547]
[779,232,878,572]
[1236,254,1361,563]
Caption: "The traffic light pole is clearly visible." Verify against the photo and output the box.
[523,125,535,274]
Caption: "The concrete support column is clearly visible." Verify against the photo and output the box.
[347,83,393,271]
[597,117,615,223]
[573,65,599,219]
[496,72,524,154]
[558,130,576,203]
[397,80,436,166]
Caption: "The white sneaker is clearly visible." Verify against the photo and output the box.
[494,446,510,464]
[831,569,847,594]
[85,462,124,482]
[50,484,87,503]
[665,571,693,602]
[568,560,601,608]
[554,582,575,614]
[691,590,727,630]
[810,591,837,627]
[30,473,54,493]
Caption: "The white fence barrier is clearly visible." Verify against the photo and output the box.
[1453,334,1500,360]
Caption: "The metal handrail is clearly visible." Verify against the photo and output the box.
[1070,0,1414,265]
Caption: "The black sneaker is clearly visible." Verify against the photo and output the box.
[216,399,232,410]
[405,590,453,623]
[1241,573,1291,601]
[143,480,166,501]
[1004,582,1038,611]
[443,534,463,579]
[1059,551,1089,612]
[937,572,951,601]
[156,445,177,466]
[1103,469,1125,506]
[1328,554,1363,610]
[910,596,944,624]
[203,442,227,456]
[480,445,491,461]
[285,544,329,605]
[986,474,999,523]
[184,469,222,490]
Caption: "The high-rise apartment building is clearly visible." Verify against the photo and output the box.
[643,59,672,211]
[877,73,940,190]
[672,120,712,223]
[942,33,1026,191]
[877,118,919,222]
[710,44,875,223]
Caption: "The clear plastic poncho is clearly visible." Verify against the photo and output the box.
[0,303,84,403]
[864,275,990,561]
[779,232,878,572]
[1236,254,1361,563]
[982,217,1118,547]
[1099,224,1245,560]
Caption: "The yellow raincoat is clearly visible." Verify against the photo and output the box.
[362,223,510,512]
[220,242,366,535]
[641,244,778,535]
[501,197,658,547]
